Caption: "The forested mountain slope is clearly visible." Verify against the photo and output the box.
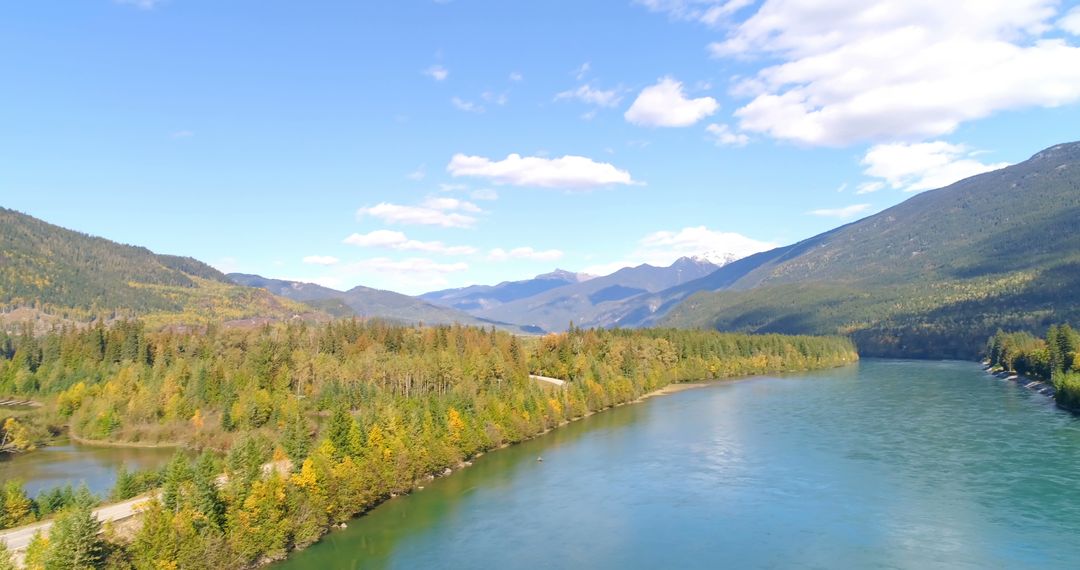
[0,208,310,327]
[656,141,1080,358]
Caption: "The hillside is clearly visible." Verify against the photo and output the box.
[0,208,312,328]
[653,141,1080,358]
[229,273,539,332]
[473,257,720,332]
[419,269,592,312]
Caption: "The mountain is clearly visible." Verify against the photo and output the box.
[471,257,720,332]
[229,273,539,332]
[419,269,592,312]
[648,141,1080,358]
[0,207,312,328]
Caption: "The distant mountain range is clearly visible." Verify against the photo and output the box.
[646,141,1080,358]
[419,269,593,312]
[438,256,722,333]
[229,273,540,333]
[5,140,1079,359]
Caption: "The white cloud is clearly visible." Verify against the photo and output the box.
[421,197,483,213]
[423,65,449,81]
[343,257,469,291]
[709,1,1080,146]
[488,247,564,262]
[343,230,476,255]
[302,255,340,266]
[574,62,591,81]
[861,141,1011,192]
[555,84,623,108]
[481,91,509,106]
[807,204,871,218]
[635,0,753,26]
[170,130,193,139]
[451,97,484,113]
[509,71,524,82]
[447,153,639,189]
[638,226,775,264]
[705,123,749,146]
[470,188,498,200]
[625,77,719,127]
[406,165,426,181]
[855,181,885,195]
[116,0,165,9]
[357,202,477,228]
[582,225,775,275]
[1060,7,1080,35]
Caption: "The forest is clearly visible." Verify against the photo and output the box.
[985,324,1080,410]
[0,319,856,568]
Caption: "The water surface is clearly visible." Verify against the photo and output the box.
[272,359,1080,568]
[0,439,176,497]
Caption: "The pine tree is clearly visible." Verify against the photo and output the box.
[192,451,225,530]
[1,480,34,528]
[43,496,105,570]
[23,531,48,570]
[325,405,352,458]
[0,541,15,570]
[162,452,192,513]
[281,411,311,465]
[111,465,138,501]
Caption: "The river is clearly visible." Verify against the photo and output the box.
[273,359,1080,569]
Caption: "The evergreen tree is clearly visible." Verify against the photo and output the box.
[43,493,104,570]
[325,405,352,458]
[192,451,225,530]
[111,465,138,501]
[23,531,48,570]
[0,541,15,570]
[281,411,311,465]
[161,452,192,513]
[1,480,34,529]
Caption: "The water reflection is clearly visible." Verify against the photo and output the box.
[275,360,1080,569]
[0,440,176,497]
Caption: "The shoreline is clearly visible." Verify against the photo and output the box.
[5,362,859,567]
[275,363,858,566]
[66,425,184,450]
[982,363,1057,398]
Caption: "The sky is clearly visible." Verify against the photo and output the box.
[3,0,1080,294]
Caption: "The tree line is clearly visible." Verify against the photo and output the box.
[1,319,857,568]
[986,324,1080,409]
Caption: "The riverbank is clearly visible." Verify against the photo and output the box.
[4,359,859,569]
[982,363,1056,398]
[67,426,183,449]
[1,378,721,567]
[275,365,856,567]
[276,358,1080,570]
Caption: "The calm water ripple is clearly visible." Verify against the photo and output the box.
[275,359,1080,569]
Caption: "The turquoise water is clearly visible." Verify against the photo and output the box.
[276,359,1080,569]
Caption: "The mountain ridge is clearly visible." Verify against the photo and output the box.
[230,273,539,333]
[470,256,722,332]
[651,141,1080,358]
[0,207,313,328]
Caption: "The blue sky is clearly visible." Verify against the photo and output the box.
[3,0,1080,294]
